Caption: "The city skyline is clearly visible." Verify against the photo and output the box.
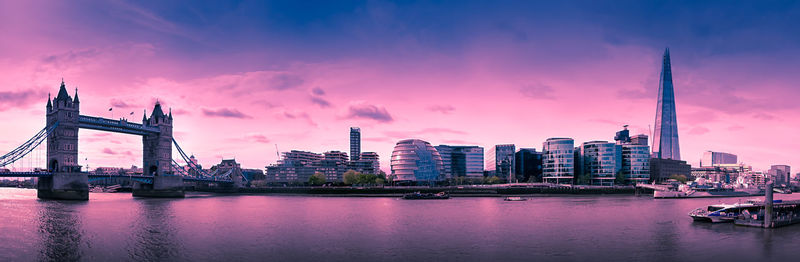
[1,1,799,172]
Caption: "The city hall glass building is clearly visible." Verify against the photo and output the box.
[390,139,445,182]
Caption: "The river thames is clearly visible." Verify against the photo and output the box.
[2,188,800,262]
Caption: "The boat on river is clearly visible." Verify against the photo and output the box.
[689,200,759,223]
[402,192,450,200]
[504,196,527,201]
[655,184,763,198]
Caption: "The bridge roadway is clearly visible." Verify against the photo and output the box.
[78,115,160,136]
[0,172,232,184]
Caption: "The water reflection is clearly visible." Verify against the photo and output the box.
[36,201,86,262]
[128,199,181,261]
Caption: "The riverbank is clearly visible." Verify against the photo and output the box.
[192,185,638,196]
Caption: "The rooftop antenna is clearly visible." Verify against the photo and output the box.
[275,144,280,159]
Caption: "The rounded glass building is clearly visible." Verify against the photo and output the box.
[390,139,444,183]
[543,138,575,184]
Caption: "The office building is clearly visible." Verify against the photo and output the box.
[652,48,682,160]
[486,144,515,181]
[581,141,621,186]
[515,148,543,182]
[350,127,361,161]
[390,139,444,183]
[621,144,650,184]
[630,134,648,146]
[768,165,791,186]
[543,138,575,184]
[649,158,691,183]
[700,151,738,167]
[435,145,484,179]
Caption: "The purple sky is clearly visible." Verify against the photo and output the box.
[1,1,799,173]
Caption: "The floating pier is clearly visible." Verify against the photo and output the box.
[734,182,800,228]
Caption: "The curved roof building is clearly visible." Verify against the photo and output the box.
[390,139,444,182]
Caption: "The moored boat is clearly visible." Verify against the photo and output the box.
[504,196,527,201]
[402,192,450,200]
[689,200,759,223]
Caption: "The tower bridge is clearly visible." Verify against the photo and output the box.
[0,80,244,200]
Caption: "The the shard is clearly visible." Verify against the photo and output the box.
[652,48,681,160]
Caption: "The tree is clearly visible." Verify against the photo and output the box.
[615,171,626,185]
[484,176,502,184]
[576,173,592,185]
[669,174,688,183]
[343,170,359,185]
[309,172,326,186]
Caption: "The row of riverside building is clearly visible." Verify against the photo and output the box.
[385,125,669,185]
[264,127,381,183]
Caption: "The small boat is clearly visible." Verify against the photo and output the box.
[504,196,527,201]
[689,200,758,223]
[402,192,450,200]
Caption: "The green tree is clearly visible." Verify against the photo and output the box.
[669,174,688,183]
[484,176,502,184]
[343,170,359,185]
[576,173,592,185]
[615,171,626,185]
[375,178,385,185]
[309,172,326,186]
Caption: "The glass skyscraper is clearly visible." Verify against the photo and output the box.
[652,48,681,160]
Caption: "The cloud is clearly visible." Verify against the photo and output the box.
[311,87,326,96]
[689,127,710,135]
[520,84,556,100]
[385,128,467,138]
[247,134,270,144]
[427,105,455,114]
[310,96,332,108]
[0,89,46,111]
[346,102,393,122]
[753,113,775,120]
[101,148,132,156]
[202,108,252,119]
[282,110,317,126]
[110,99,137,109]
[269,73,304,90]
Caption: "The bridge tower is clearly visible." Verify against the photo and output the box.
[133,101,184,197]
[38,80,89,200]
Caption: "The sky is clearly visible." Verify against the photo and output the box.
[1,0,799,174]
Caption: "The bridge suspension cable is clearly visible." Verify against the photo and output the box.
[172,138,232,182]
[0,122,59,167]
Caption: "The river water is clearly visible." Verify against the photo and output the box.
[2,188,800,262]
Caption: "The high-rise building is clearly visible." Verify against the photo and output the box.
[768,165,791,186]
[652,48,681,160]
[700,151,738,167]
[630,134,649,146]
[435,145,484,179]
[515,148,543,183]
[581,141,621,186]
[649,158,691,183]
[543,138,574,184]
[390,139,444,183]
[350,127,361,161]
[486,144,515,181]
[621,144,650,184]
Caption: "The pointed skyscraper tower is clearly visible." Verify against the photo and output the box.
[652,48,681,160]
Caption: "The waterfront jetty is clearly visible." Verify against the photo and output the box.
[734,183,800,228]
